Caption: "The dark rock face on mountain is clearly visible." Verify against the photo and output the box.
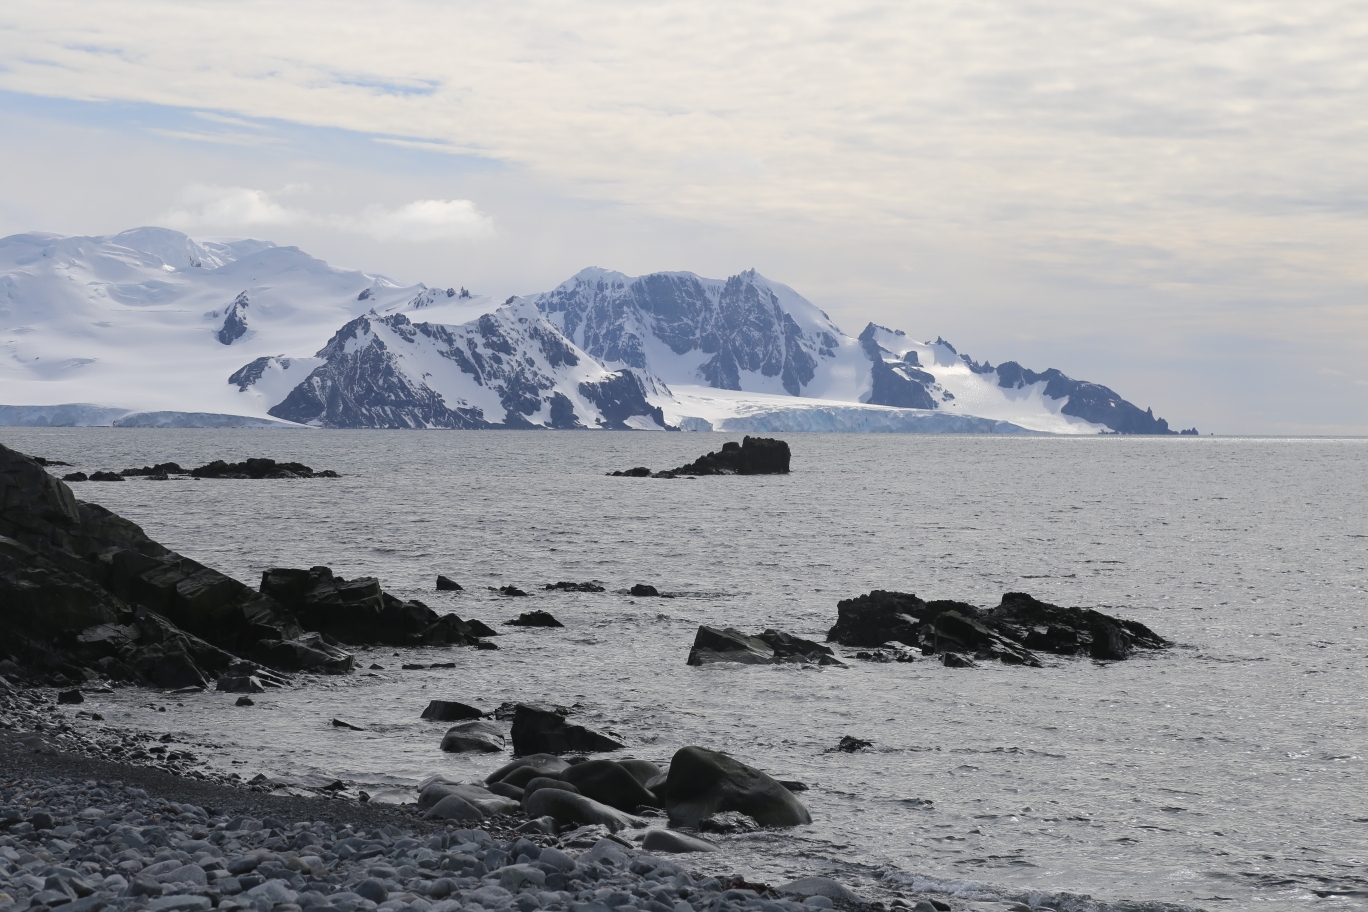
[578,371,669,430]
[686,626,843,666]
[827,589,1169,665]
[259,566,494,647]
[656,746,812,828]
[266,313,490,429]
[994,362,1177,434]
[537,269,839,396]
[216,291,250,345]
[255,303,673,430]
[859,324,937,410]
[0,442,346,687]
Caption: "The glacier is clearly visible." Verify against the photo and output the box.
[0,227,1190,434]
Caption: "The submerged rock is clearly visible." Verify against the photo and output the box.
[187,458,338,479]
[440,721,507,753]
[629,583,660,597]
[641,828,718,853]
[421,699,486,722]
[545,581,605,592]
[436,575,463,591]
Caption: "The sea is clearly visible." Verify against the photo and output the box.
[4,429,1365,911]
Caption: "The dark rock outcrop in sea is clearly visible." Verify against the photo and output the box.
[506,610,564,628]
[827,589,1170,665]
[260,566,495,648]
[63,458,340,480]
[655,746,812,828]
[687,626,844,666]
[609,436,790,478]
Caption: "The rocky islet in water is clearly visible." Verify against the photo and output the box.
[610,437,791,478]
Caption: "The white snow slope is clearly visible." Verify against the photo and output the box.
[0,228,1179,434]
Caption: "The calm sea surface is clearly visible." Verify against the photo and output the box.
[4,429,1366,911]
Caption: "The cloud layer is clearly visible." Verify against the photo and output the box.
[160,186,493,241]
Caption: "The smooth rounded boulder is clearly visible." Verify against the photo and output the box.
[617,759,663,786]
[520,777,581,812]
[522,788,645,833]
[640,829,718,853]
[424,793,486,822]
[485,753,570,785]
[658,745,812,828]
[440,720,505,753]
[562,760,661,812]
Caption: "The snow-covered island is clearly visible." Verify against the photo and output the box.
[0,228,1192,435]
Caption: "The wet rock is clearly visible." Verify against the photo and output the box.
[623,436,792,478]
[485,753,572,785]
[436,575,463,591]
[641,828,718,853]
[61,471,88,482]
[630,584,660,597]
[941,652,978,668]
[331,718,365,730]
[698,811,761,833]
[827,590,976,648]
[833,736,872,753]
[440,720,506,753]
[562,759,661,812]
[505,610,563,628]
[928,610,1041,667]
[985,591,1171,659]
[522,789,645,832]
[520,777,580,810]
[187,458,338,479]
[421,699,485,722]
[617,758,664,785]
[494,585,528,597]
[510,703,624,756]
[88,471,124,482]
[687,626,844,666]
[777,877,863,903]
[235,696,254,706]
[657,745,812,827]
[486,780,526,800]
[545,581,605,592]
[56,688,84,704]
[252,632,355,674]
[855,645,918,662]
[121,462,189,477]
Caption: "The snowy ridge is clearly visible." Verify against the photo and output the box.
[0,227,1188,434]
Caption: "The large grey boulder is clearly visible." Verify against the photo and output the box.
[440,720,506,753]
[521,789,645,833]
[562,760,661,813]
[657,746,811,828]
[640,829,717,854]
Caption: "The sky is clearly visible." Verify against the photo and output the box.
[1,1,1365,434]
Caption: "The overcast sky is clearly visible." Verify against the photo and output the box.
[1,1,1365,434]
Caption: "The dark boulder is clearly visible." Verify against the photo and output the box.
[616,759,663,786]
[833,736,872,753]
[927,611,1041,666]
[252,632,355,674]
[562,760,661,812]
[656,745,812,828]
[664,436,791,477]
[61,472,88,482]
[510,703,624,756]
[608,467,651,478]
[630,584,660,597]
[494,585,528,597]
[439,721,506,753]
[827,590,976,648]
[57,689,84,704]
[985,591,1170,659]
[436,576,463,591]
[687,626,844,666]
[941,652,978,668]
[88,472,124,482]
[486,754,571,785]
[188,458,337,479]
[215,675,265,694]
[421,700,485,722]
[522,789,644,832]
[520,777,580,811]
[121,463,189,477]
[506,610,563,628]
[641,829,717,853]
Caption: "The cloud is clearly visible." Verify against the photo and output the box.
[158,185,492,241]
[161,185,300,227]
[342,199,493,241]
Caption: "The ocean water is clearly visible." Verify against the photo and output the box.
[5,429,1366,910]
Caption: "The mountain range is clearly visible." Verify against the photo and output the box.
[0,228,1192,434]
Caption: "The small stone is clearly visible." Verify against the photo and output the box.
[235,696,254,707]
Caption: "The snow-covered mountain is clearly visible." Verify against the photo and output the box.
[0,228,1190,434]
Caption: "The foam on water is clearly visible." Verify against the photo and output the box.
[3,429,1365,910]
